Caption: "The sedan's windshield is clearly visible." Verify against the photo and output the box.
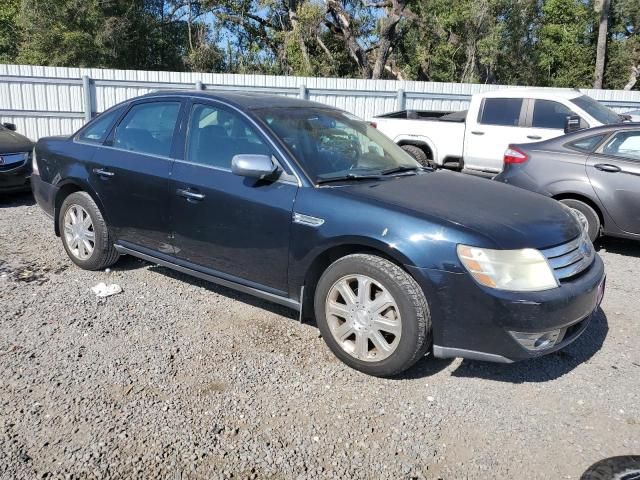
[253,107,419,183]
[570,95,621,125]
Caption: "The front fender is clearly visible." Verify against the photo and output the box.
[393,134,439,163]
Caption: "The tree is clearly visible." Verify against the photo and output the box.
[536,0,596,88]
[594,0,610,88]
[0,0,20,63]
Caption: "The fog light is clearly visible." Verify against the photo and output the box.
[509,329,563,351]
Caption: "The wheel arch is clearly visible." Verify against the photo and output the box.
[299,240,419,318]
[53,180,107,237]
[551,192,605,228]
[395,137,436,161]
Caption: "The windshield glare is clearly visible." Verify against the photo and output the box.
[570,95,620,125]
[254,107,419,182]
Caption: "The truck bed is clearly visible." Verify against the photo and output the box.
[375,110,467,123]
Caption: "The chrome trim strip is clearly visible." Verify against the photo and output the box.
[114,243,301,311]
[547,248,584,269]
[293,213,325,227]
[541,234,594,281]
[554,257,593,279]
[541,236,581,258]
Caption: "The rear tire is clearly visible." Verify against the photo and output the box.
[400,144,432,168]
[559,198,600,242]
[59,191,119,271]
[314,254,431,377]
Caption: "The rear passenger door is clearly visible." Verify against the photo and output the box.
[168,101,298,294]
[463,97,528,173]
[90,99,184,251]
[586,130,640,235]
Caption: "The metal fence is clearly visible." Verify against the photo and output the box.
[2,63,640,141]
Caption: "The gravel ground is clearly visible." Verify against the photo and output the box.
[1,192,639,480]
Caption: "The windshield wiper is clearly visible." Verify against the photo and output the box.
[380,166,424,176]
[316,173,383,185]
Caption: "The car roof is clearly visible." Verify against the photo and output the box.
[481,88,583,100]
[140,89,333,111]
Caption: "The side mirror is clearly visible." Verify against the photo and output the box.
[564,115,583,134]
[231,154,277,179]
[2,122,17,131]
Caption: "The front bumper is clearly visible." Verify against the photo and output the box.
[0,159,32,193]
[408,254,606,363]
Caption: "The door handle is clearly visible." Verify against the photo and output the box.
[471,131,485,136]
[176,188,205,201]
[527,135,542,140]
[93,168,114,178]
[594,163,621,173]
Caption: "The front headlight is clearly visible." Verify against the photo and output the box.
[457,245,558,292]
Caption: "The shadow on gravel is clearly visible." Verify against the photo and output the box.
[0,191,34,208]
[596,237,640,258]
[449,308,609,383]
[149,264,299,320]
[395,356,456,380]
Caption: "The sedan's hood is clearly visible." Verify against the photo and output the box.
[337,170,581,250]
[0,129,33,154]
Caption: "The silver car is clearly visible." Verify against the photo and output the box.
[495,123,640,242]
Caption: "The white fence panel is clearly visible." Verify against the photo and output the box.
[1,63,640,141]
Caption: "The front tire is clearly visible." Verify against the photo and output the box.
[59,191,119,270]
[314,254,431,377]
[559,198,600,242]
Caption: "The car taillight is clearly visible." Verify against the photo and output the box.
[504,147,528,165]
[31,149,39,175]
[369,121,377,129]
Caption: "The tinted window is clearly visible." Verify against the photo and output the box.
[532,100,574,129]
[601,131,640,161]
[78,107,123,143]
[186,104,271,169]
[113,102,180,157]
[568,134,607,152]
[570,95,620,125]
[479,98,523,126]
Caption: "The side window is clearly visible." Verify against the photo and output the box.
[78,107,122,143]
[186,104,271,169]
[112,102,181,157]
[532,100,574,129]
[479,98,523,126]
[567,134,607,153]
[601,131,640,161]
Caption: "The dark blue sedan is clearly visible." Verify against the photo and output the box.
[31,91,605,376]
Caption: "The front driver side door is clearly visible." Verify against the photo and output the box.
[586,130,640,235]
[168,101,298,294]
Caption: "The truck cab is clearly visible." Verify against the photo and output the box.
[463,89,619,173]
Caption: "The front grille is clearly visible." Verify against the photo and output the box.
[541,234,595,281]
[0,152,28,171]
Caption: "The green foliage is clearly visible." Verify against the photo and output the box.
[0,0,20,63]
[0,0,637,89]
[536,0,596,87]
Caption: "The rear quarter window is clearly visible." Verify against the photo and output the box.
[77,107,124,143]
[567,134,607,153]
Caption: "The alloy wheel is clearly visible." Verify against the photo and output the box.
[63,204,95,260]
[325,274,402,362]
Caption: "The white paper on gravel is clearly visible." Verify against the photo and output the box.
[91,282,123,298]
